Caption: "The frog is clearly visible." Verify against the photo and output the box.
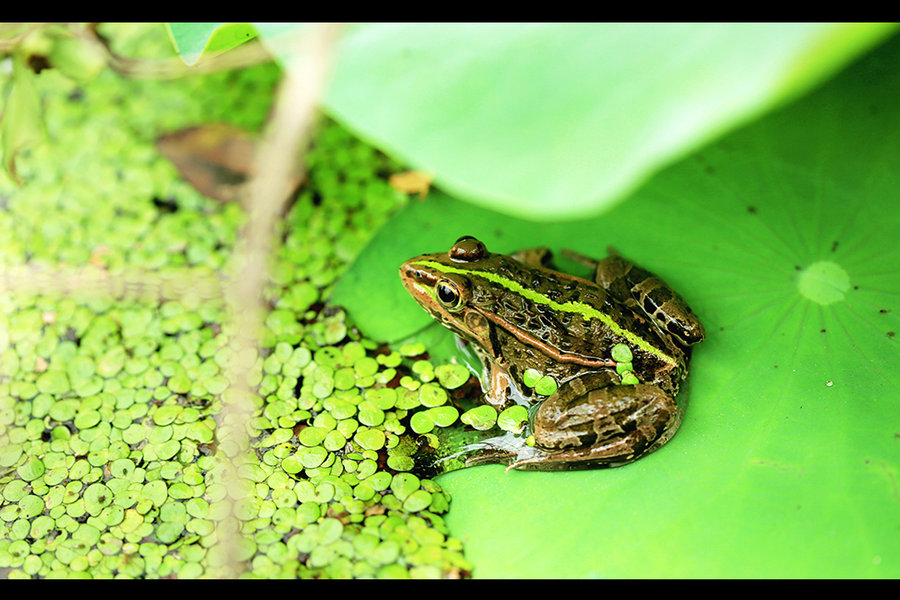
[399,235,705,471]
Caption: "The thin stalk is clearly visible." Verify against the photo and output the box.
[212,22,342,578]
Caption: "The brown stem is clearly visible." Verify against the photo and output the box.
[212,22,343,579]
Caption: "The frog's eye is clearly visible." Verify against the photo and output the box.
[435,278,465,311]
[449,236,486,262]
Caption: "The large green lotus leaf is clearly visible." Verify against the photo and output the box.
[331,32,900,577]
[166,23,260,65]
[322,23,894,219]
[167,23,895,219]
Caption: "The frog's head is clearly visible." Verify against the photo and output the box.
[400,235,499,355]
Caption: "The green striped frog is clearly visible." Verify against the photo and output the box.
[399,235,705,470]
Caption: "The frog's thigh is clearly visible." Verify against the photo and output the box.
[596,255,705,346]
[509,247,554,268]
[518,381,678,469]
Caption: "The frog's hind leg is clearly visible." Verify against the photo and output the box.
[509,376,683,471]
[509,246,555,269]
[565,248,705,347]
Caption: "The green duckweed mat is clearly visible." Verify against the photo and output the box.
[0,24,473,579]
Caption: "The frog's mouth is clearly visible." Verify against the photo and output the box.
[399,257,445,319]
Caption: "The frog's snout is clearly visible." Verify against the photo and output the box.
[399,258,438,292]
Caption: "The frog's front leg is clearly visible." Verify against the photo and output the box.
[509,374,682,471]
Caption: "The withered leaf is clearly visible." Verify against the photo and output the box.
[156,123,303,205]
[389,170,433,199]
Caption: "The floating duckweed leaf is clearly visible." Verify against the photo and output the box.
[497,405,528,433]
[365,388,397,410]
[412,360,435,382]
[186,421,215,444]
[357,402,385,427]
[121,423,147,445]
[427,405,460,428]
[297,426,328,447]
[399,343,426,357]
[73,523,101,546]
[434,363,470,389]
[418,383,447,408]
[615,361,634,375]
[354,356,379,378]
[0,444,23,468]
[167,372,192,394]
[160,501,187,523]
[141,480,168,507]
[409,411,435,434]
[533,375,558,396]
[377,351,402,368]
[390,472,420,501]
[153,404,182,426]
[386,455,415,472]
[522,368,541,389]
[280,454,304,475]
[16,457,45,482]
[290,347,312,369]
[186,497,209,519]
[259,427,293,448]
[29,513,54,539]
[18,494,44,518]
[73,409,101,430]
[96,346,126,378]
[66,355,96,382]
[83,483,113,514]
[620,371,639,385]
[297,446,329,469]
[323,398,355,422]
[2,481,29,505]
[403,490,432,513]
[333,367,356,390]
[204,374,229,395]
[154,440,181,460]
[611,343,633,363]
[460,405,498,431]
[36,371,70,395]
[353,428,386,451]
[156,521,185,544]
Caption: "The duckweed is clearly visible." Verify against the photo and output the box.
[460,405,499,431]
[611,343,633,363]
[0,24,476,579]
[533,375,559,396]
[497,405,529,433]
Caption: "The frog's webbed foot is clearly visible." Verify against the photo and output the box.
[508,380,682,471]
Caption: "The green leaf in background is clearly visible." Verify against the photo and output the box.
[165,22,258,65]
[0,54,45,184]
[323,22,895,219]
[172,23,895,220]
[332,31,900,578]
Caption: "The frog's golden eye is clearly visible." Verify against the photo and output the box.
[449,236,486,262]
[435,278,465,311]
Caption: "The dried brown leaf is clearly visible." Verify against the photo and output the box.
[156,123,303,205]
[389,170,433,199]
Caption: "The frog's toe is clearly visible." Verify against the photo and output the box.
[507,434,647,471]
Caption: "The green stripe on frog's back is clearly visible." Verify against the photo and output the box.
[412,259,677,366]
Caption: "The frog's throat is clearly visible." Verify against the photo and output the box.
[410,259,678,367]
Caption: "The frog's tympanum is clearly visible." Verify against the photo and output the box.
[399,236,705,471]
